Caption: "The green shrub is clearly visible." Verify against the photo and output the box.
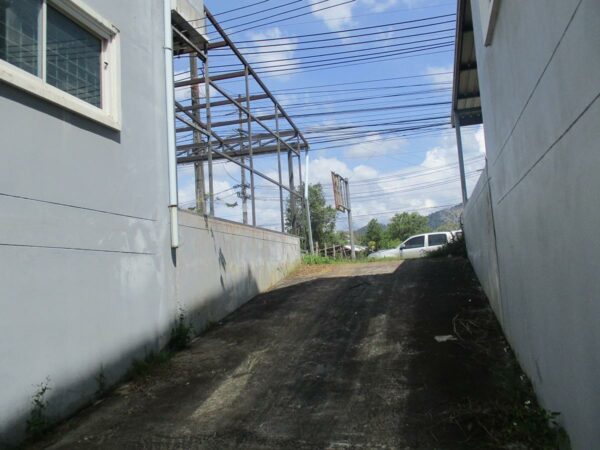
[428,233,467,258]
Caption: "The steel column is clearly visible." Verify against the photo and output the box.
[245,67,256,227]
[275,105,284,233]
[203,59,214,216]
[190,54,205,214]
[453,110,468,205]
[288,148,296,234]
[238,96,248,225]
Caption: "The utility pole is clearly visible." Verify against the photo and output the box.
[189,54,205,214]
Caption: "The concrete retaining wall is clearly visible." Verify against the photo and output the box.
[176,212,301,333]
[465,0,600,448]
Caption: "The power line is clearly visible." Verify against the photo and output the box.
[218,13,455,45]
[224,0,358,37]
[210,0,271,17]
[210,34,453,70]
[216,0,303,25]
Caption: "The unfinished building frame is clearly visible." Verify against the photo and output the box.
[171,7,313,247]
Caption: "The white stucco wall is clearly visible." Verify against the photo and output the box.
[0,1,299,447]
[464,0,600,448]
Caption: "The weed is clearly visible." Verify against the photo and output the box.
[129,351,171,378]
[26,378,51,440]
[95,366,107,397]
[168,311,193,351]
[439,306,570,449]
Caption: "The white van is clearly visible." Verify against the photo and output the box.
[367,231,460,259]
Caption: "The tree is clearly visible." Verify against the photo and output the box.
[384,212,430,244]
[286,183,338,250]
[363,219,383,250]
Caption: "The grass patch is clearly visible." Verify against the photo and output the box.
[302,254,402,265]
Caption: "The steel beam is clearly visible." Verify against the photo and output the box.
[208,81,301,157]
[205,7,309,149]
[174,70,245,88]
[175,112,302,198]
[178,93,270,112]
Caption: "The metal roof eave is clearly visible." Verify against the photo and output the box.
[451,0,483,127]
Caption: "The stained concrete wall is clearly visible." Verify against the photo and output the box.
[464,0,600,448]
[462,169,502,324]
[0,0,299,447]
[176,212,300,332]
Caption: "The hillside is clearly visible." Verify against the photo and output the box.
[427,204,463,230]
[355,204,463,236]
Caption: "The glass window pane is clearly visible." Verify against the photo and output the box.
[405,236,425,249]
[0,0,41,76]
[428,234,448,246]
[46,6,101,107]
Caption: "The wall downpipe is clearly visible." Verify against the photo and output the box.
[164,0,179,248]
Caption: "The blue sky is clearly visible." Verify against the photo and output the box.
[174,0,485,231]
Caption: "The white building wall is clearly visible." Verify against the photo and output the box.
[464,0,600,448]
[0,1,300,446]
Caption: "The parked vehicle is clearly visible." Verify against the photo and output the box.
[367,231,461,259]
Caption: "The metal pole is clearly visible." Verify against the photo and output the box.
[346,178,356,260]
[190,54,205,214]
[245,66,256,226]
[453,110,468,205]
[203,58,214,216]
[304,150,314,254]
[238,96,248,225]
[275,104,284,233]
[288,148,296,234]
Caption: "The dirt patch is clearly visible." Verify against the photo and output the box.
[28,258,562,449]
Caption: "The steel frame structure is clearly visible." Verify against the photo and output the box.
[171,7,312,245]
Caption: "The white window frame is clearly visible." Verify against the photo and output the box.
[478,0,501,47]
[0,0,121,130]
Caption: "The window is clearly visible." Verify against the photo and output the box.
[404,236,425,249]
[0,0,40,76]
[428,234,448,246]
[0,0,120,129]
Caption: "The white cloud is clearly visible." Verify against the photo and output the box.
[176,127,488,231]
[307,127,487,229]
[309,0,357,31]
[246,27,299,79]
[345,134,407,159]
[360,0,398,13]
[425,65,454,85]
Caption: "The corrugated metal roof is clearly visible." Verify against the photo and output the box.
[452,0,482,126]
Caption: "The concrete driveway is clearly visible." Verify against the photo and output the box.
[32,258,492,449]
